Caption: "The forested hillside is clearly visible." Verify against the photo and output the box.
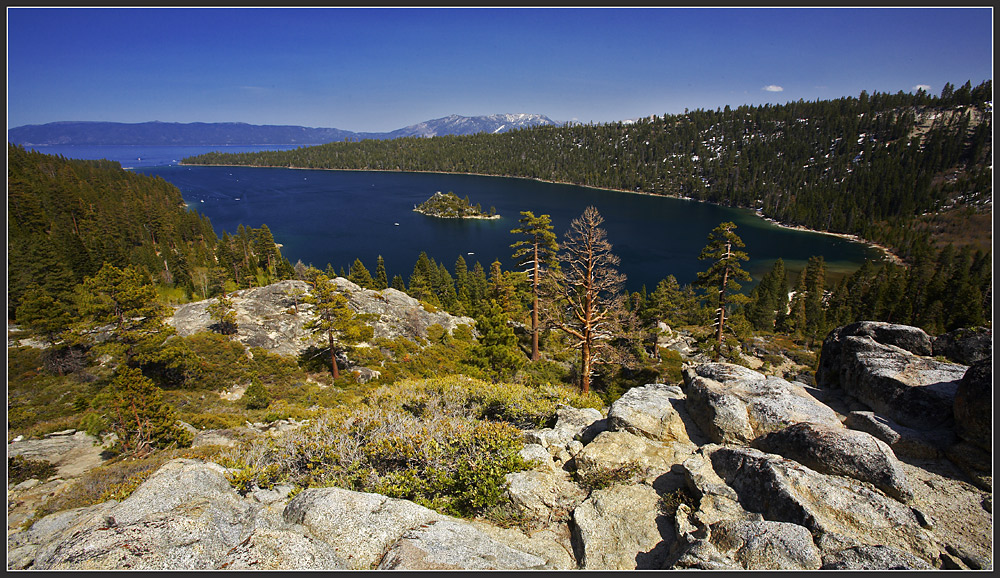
[184,81,992,259]
[7,145,295,319]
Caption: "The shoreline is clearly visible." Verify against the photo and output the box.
[412,208,502,220]
[179,161,904,265]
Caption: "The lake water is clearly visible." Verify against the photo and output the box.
[24,144,885,291]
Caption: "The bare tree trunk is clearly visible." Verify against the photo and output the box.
[716,242,732,346]
[531,243,540,361]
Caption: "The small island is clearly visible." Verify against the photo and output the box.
[413,191,500,220]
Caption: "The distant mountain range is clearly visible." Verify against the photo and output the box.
[6,114,560,146]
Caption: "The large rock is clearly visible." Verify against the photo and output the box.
[522,405,603,453]
[683,364,840,445]
[282,486,446,570]
[953,358,992,451]
[707,519,822,570]
[573,430,695,491]
[169,280,315,357]
[329,277,476,341]
[19,460,254,570]
[844,411,946,460]
[376,519,546,570]
[703,445,937,563]
[816,324,968,429]
[504,469,588,525]
[468,522,576,570]
[607,384,699,445]
[933,326,992,365]
[7,431,106,478]
[214,502,348,570]
[168,279,475,357]
[823,321,935,357]
[754,421,914,502]
[821,544,934,570]
[572,484,673,569]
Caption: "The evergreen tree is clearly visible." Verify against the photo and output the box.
[747,258,788,331]
[510,211,559,361]
[467,299,524,380]
[407,252,439,305]
[207,294,238,336]
[302,274,374,380]
[786,269,809,338]
[253,224,278,273]
[348,257,375,289]
[15,285,73,344]
[695,222,751,353]
[76,262,174,366]
[803,255,828,344]
[488,260,520,317]
[374,255,389,290]
[108,366,192,456]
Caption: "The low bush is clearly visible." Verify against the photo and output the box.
[659,486,698,517]
[574,461,644,491]
[220,401,532,518]
[363,375,602,428]
[9,455,57,485]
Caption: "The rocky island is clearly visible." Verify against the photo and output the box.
[414,191,500,219]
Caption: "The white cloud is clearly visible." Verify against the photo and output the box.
[913,84,932,92]
[762,85,784,92]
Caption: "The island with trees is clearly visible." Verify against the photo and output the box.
[413,191,499,220]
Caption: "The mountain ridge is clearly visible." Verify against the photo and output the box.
[6,114,559,146]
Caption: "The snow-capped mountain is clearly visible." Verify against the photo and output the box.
[384,113,559,138]
[7,114,560,146]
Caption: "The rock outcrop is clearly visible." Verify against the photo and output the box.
[952,358,992,452]
[754,421,914,502]
[168,279,475,357]
[933,326,992,366]
[816,321,969,429]
[683,364,840,444]
[8,322,993,571]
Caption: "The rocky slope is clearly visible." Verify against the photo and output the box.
[7,322,992,570]
[168,278,476,358]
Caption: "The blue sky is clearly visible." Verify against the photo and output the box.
[6,7,994,132]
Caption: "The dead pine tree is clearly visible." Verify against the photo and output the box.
[546,206,631,394]
[696,222,751,359]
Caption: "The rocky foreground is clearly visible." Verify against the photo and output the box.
[7,319,992,570]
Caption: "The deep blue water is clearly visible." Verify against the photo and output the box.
[25,145,885,292]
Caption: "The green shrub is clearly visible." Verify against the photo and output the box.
[182,412,244,430]
[244,379,271,410]
[364,375,603,429]
[575,461,644,491]
[658,348,684,383]
[659,486,697,517]
[100,469,155,502]
[221,403,531,518]
[78,412,107,437]
[8,455,57,485]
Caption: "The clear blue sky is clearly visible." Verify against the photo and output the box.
[6,7,994,132]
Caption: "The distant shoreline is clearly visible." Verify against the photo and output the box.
[412,208,502,221]
[179,161,904,265]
